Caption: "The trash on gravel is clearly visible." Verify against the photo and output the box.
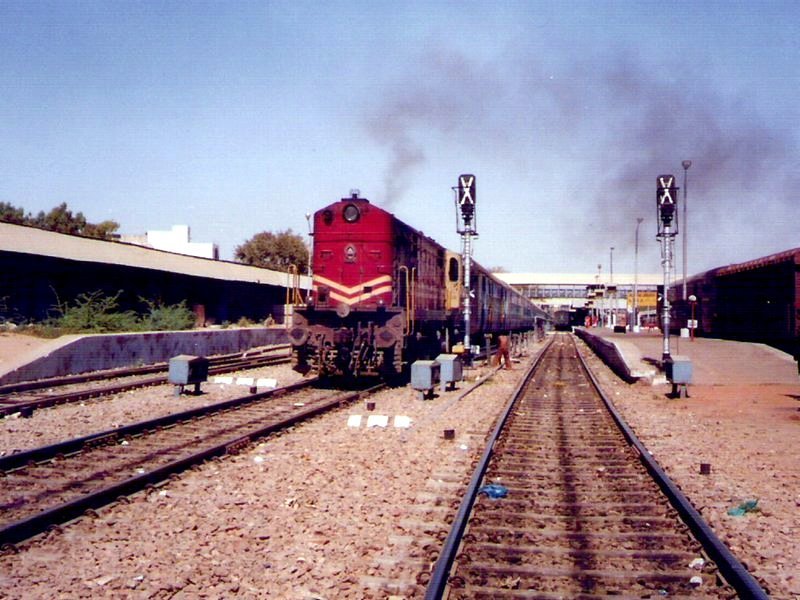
[479,484,508,499]
[688,557,705,569]
[689,575,703,586]
[347,415,362,427]
[727,498,759,516]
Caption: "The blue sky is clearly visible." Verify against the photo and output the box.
[1,1,798,276]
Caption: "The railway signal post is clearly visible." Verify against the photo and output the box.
[455,174,477,365]
[657,174,692,398]
[657,174,678,362]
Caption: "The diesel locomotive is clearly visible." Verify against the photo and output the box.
[288,192,548,378]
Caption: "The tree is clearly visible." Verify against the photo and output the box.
[83,219,121,239]
[0,202,26,225]
[235,229,309,273]
[33,202,87,235]
[0,201,119,239]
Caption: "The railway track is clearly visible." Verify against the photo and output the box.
[0,344,291,418]
[425,333,766,599]
[0,377,380,548]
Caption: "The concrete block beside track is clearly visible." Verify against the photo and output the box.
[573,327,655,383]
[0,327,288,385]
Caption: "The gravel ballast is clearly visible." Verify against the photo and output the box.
[1,335,797,598]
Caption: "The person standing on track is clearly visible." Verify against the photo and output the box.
[496,334,512,370]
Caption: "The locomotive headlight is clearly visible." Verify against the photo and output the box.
[343,203,360,223]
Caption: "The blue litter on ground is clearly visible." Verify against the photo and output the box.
[478,484,508,499]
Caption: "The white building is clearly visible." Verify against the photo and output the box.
[120,225,219,260]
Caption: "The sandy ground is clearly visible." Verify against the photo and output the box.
[0,332,52,375]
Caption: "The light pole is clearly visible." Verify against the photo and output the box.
[304,212,313,304]
[596,263,601,327]
[610,247,614,283]
[305,213,313,277]
[634,217,643,331]
[609,247,615,327]
[681,160,691,300]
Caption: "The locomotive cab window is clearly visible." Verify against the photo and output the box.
[448,257,460,282]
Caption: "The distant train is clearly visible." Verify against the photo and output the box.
[670,248,800,357]
[288,192,549,378]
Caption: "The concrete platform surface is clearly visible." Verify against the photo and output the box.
[585,329,799,385]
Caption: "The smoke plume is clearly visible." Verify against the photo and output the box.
[364,46,799,271]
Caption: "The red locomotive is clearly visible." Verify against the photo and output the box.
[288,192,548,378]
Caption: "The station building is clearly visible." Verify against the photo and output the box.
[0,222,308,326]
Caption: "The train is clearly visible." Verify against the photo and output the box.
[669,247,800,358]
[287,192,549,378]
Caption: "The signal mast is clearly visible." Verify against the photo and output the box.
[454,174,477,362]
[656,174,678,362]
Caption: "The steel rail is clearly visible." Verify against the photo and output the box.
[0,377,316,472]
[425,334,767,599]
[0,344,291,396]
[577,340,768,599]
[0,353,290,418]
[0,381,382,547]
[423,336,553,598]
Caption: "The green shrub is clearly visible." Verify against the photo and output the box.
[44,291,196,334]
[49,290,139,333]
[139,298,196,331]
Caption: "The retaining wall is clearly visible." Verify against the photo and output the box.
[0,328,288,385]
[573,327,639,383]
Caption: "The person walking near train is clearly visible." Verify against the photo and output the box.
[496,334,512,370]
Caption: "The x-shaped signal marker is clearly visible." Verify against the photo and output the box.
[658,176,675,205]
[459,176,475,205]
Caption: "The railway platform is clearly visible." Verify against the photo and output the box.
[0,328,287,386]
[579,327,799,385]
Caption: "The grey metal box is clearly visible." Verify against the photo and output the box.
[411,360,440,398]
[666,355,692,384]
[168,355,209,385]
[436,354,463,391]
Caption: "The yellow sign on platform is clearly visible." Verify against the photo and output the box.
[627,291,658,309]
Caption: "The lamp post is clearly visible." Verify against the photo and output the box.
[681,160,691,300]
[634,217,644,332]
[596,263,601,327]
[609,247,615,327]
[689,294,697,341]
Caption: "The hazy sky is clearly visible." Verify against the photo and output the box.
[2,1,798,276]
